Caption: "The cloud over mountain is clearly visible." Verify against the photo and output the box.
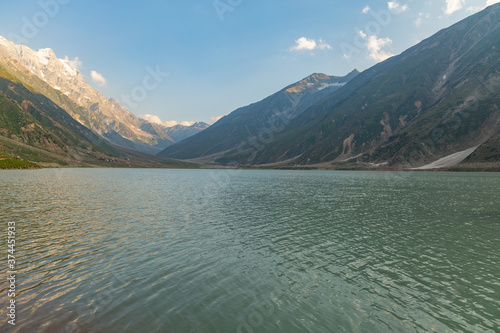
[90,70,107,86]
[139,114,194,128]
[290,37,332,51]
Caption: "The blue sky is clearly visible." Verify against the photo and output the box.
[0,0,498,125]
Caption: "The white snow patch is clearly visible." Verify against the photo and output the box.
[54,85,61,91]
[40,71,45,80]
[0,36,8,47]
[59,59,78,76]
[36,49,52,65]
[318,82,345,91]
[370,162,389,167]
[412,145,480,170]
[339,153,363,162]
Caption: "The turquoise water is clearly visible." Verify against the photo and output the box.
[0,169,499,333]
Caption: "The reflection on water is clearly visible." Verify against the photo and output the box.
[0,169,499,332]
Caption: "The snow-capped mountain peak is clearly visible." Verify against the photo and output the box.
[0,35,160,148]
[0,36,79,82]
[36,48,54,65]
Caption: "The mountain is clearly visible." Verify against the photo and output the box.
[0,58,119,166]
[0,56,196,168]
[163,122,210,142]
[162,4,500,169]
[0,36,175,154]
[250,3,500,168]
[158,71,360,160]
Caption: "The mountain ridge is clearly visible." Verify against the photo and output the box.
[0,36,210,153]
[0,56,198,168]
[158,70,360,160]
[2,5,500,170]
[162,122,211,142]
[168,3,500,169]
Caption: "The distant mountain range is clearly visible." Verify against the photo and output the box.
[162,122,211,142]
[159,3,500,170]
[1,4,499,170]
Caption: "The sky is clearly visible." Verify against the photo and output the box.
[0,0,499,126]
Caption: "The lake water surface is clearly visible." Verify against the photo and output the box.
[0,169,499,333]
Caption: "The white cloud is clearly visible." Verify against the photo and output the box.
[162,120,194,127]
[316,39,332,50]
[359,31,394,62]
[416,13,431,26]
[467,0,500,13]
[90,70,107,86]
[62,56,82,71]
[362,5,371,14]
[139,114,194,128]
[388,1,409,13]
[466,5,484,12]
[290,37,332,51]
[139,114,163,125]
[444,0,465,15]
[367,36,394,62]
[211,115,223,124]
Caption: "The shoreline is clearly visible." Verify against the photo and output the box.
[3,162,500,173]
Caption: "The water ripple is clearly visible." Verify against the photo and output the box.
[0,169,499,332]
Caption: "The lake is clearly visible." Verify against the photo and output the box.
[0,169,499,333]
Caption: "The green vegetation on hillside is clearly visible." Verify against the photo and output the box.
[0,152,40,169]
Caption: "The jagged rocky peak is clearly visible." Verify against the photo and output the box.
[0,37,78,80]
[285,70,359,94]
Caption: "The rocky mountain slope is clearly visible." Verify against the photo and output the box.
[251,3,500,168]
[163,122,210,142]
[160,4,500,170]
[158,71,359,160]
[0,36,175,154]
[0,58,196,168]
[0,60,118,166]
